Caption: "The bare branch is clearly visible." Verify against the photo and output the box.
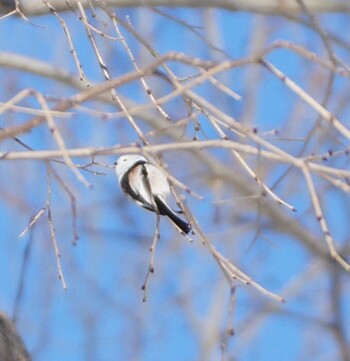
[10,0,350,17]
[141,214,160,302]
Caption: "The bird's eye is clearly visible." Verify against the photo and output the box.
[123,159,127,162]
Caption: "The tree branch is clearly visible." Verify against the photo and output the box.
[3,0,350,17]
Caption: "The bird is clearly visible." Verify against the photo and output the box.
[114,154,191,234]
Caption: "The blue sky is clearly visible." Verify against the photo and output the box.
[0,6,349,361]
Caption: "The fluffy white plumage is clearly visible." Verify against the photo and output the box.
[114,154,191,234]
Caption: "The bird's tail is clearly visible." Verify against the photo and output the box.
[155,196,192,234]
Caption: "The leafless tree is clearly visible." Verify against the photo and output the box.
[0,1,349,360]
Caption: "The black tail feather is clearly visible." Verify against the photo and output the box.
[155,196,191,234]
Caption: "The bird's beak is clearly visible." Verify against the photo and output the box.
[113,161,118,166]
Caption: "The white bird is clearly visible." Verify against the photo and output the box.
[114,154,192,234]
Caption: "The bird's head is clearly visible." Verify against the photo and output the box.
[114,154,147,180]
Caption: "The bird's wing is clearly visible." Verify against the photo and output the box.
[139,164,156,210]
[121,164,155,211]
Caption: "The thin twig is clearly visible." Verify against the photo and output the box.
[220,286,236,361]
[0,0,41,26]
[51,168,79,245]
[260,59,350,142]
[125,15,171,121]
[202,107,296,212]
[141,214,160,302]
[43,0,89,84]
[46,164,67,290]
[19,208,45,238]
[199,69,241,101]
[189,212,285,302]
[36,91,92,188]
[78,2,150,146]
[302,163,350,271]
[0,101,72,117]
